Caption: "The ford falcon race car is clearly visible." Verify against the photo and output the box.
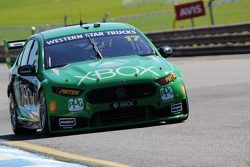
[4,22,189,135]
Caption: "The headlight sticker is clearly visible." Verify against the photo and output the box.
[160,87,174,101]
[68,98,84,112]
[156,73,177,85]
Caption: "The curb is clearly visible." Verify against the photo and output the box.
[2,141,131,167]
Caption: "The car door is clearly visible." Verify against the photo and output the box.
[15,39,40,124]
[12,40,33,120]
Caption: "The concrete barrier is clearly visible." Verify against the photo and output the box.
[146,23,250,56]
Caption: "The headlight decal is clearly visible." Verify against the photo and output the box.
[156,73,177,85]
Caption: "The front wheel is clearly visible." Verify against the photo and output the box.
[38,90,49,135]
[9,94,36,135]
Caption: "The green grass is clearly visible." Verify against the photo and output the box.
[0,0,249,42]
[0,0,178,26]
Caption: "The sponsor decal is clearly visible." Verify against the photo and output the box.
[68,98,83,112]
[86,30,136,37]
[52,87,83,96]
[112,103,119,109]
[175,1,206,20]
[111,100,137,110]
[59,118,76,127]
[165,73,177,83]
[74,66,160,86]
[45,34,85,46]
[19,83,38,107]
[160,87,174,101]
[45,30,137,46]
[171,102,183,115]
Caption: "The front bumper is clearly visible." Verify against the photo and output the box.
[45,79,189,133]
[49,99,188,133]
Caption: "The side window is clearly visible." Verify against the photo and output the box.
[20,40,34,66]
[17,50,24,66]
[28,40,39,72]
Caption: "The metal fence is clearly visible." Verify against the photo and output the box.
[0,0,249,41]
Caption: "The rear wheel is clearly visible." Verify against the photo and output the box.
[9,94,37,135]
[38,90,49,135]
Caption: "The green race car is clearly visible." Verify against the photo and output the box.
[4,22,189,135]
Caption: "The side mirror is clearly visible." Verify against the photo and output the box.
[158,46,173,58]
[18,65,36,76]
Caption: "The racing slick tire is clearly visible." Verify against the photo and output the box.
[9,94,37,135]
[38,90,49,135]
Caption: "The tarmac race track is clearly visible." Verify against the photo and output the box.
[0,54,249,167]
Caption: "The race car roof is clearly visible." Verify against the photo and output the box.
[40,22,134,40]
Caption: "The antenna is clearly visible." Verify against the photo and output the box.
[80,11,83,26]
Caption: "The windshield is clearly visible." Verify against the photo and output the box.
[44,29,154,68]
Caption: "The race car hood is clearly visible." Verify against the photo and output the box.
[44,55,172,88]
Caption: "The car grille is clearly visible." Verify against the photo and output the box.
[86,83,156,104]
[99,107,146,125]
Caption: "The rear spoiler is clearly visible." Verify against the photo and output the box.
[3,39,26,68]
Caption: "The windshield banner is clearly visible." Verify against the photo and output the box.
[45,30,137,46]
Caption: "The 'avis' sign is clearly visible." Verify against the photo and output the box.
[175,1,206,20]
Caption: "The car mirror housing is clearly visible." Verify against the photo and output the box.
[159,46,173,58]
[18,65,36,76]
